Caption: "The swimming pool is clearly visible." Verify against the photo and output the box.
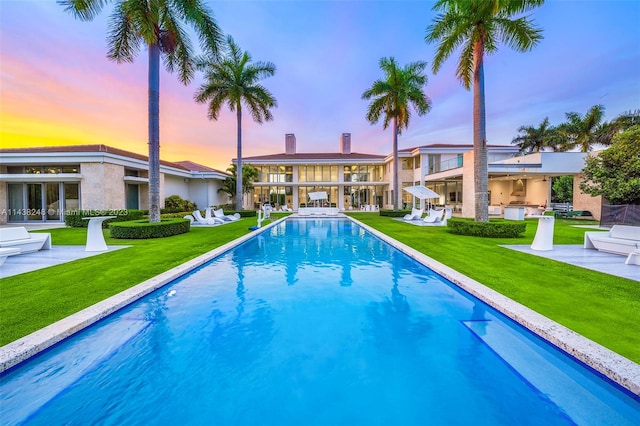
[1,218,639,424]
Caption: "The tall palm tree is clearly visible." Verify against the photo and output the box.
[511,117,555,154]
[362,57,432,211]
[561,104,606,152]
[425,0,544,221]
[194,36,277,211]
[60,0,223,222]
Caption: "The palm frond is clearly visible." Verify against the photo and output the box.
[173,0,224,58]
[106,1,142,63]
[160,6,195,84]
[57,0,110,21]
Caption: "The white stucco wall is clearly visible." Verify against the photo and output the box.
[164,175,190,202]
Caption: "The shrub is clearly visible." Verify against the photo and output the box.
[379,209,412,218]
[163,195,197,214]
[447,218,526,238]
[65,209,145,228]
[235,210,257,218]
[161,212,195,219]
[109,218,190,239]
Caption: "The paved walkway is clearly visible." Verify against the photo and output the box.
[503,244,639,282]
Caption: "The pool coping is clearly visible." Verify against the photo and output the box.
[351,217,640,397]
[1,215,639,398]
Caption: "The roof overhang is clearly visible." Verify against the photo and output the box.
[0,173,82,182]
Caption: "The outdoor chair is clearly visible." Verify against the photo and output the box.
[403,208,424,221]
[423,209,444,224]
[441,207,453,226]
[192,210,222,225]
[214,208,241,222]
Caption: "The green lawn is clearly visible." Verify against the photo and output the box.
[1,214,639,364]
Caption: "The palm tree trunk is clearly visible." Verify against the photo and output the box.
[236,106,243,212]
[393,116,399,211]
[148,42,161,223]
[473,40,488,222]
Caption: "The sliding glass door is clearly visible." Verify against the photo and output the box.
[6,183,79,222]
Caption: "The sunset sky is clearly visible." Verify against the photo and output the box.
[1,0,639,171]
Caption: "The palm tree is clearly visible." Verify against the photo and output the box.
[194,36,277,212]
[218,164,259,204]
[561,104,606,152]
[511,117,555,154]
[594,108,640,147]
[425,0,544,221]
[59,0,223,222]
[362,57,432,211]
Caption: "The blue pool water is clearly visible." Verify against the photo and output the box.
[1,218,639,425]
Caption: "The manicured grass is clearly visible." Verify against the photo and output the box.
[1,213,639,366]
[346,213,640,363]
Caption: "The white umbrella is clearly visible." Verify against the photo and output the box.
[308,191,328,201]
[308,191,328,207]
[403,185,440,210]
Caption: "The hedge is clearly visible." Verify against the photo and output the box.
[379,209,411,218]
[65,210,145,228]
[109,218,190,239]
[447,217,526,238]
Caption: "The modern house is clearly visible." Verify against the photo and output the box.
[239,133,521,212]
[0,136,601,225]
[0,145,229,225]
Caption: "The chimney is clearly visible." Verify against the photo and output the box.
[285,133,296,154]
[340,133,351,154]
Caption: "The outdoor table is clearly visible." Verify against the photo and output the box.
[530,215,555,251]
[82,216,116,252]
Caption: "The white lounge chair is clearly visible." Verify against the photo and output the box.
[0,227,52,254]
[0,247,21,266]
[403,208,424,221]
[192,210,222,225]
[205,207,225,224]
[441,207,453,225]
[423,209,444,224]
[213,208,241,222]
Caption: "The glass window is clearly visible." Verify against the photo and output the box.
[428,154,441,174]
[7,166,23,174]
[64,183,79,211]
[62,165,79,173]
[330,166,338,182]
[322,166,330,182]
[414,156,421,169]
[7,184,24,221]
